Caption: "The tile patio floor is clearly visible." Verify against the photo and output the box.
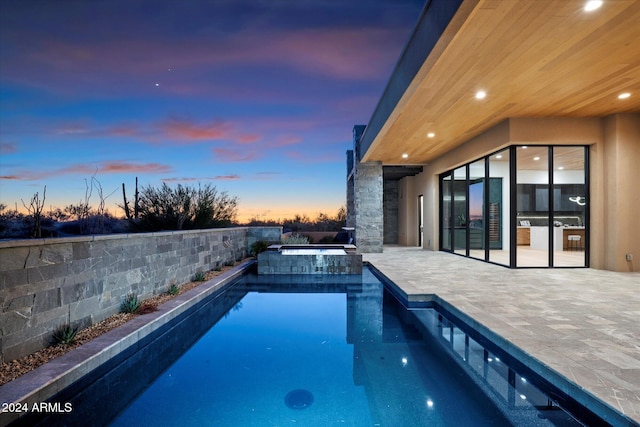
[363,246,640,424]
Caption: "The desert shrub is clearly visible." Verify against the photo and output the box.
[0,207,31,239]
[193,271,206,282]
[167,283,180,295]
[134,182,238,231]
[281,233,309,244]
[250,240,270,256]
[121,293,141,314]
[52,324,78,345]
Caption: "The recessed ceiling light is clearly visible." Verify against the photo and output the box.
[475,90,486,100]
[402,153,409,159]
[584,0,603,12]
[496,155,503,159]
[427,132,435,138]
[618,92,631,99]
[558,166,564,170]
[522,146,528,149]
[533,156,540,161]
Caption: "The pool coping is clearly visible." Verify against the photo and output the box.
[366,261,638,427]
[0,260,254,427]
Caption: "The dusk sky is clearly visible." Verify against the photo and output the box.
[0,0,424,222]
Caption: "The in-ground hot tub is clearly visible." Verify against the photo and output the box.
[257,244,362,274]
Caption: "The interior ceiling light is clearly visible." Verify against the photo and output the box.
[533,156,540,161]
[402,153,409,159]
[427,132,435,138]
[584,0,603,12]
[558,166,564,170]
[496,155,503,159]
[522,146,528,149]
[475,90,486,100]
[618,92,631,99]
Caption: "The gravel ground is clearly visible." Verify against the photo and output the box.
[0,261,246,386]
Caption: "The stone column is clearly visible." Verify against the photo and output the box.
[355,161,384,253]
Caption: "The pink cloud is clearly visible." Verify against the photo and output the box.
[1,23,404,100]
[1,161,172,181]
[101,162,171,174]
[103,124,141,137]
[161,117,233,141]
[162,175,241,182]
[46,117,262,146]
[0,142,18,155]
[285,151,341,163]
[158,117,261,145]
[268,135,302,148]
[213,174,241,180]
[54,125,91,135]
[213,147,261,163]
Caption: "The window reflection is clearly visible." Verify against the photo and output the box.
[469,160,485,260]
[489,149,510,266]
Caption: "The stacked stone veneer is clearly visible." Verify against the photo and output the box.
[0,226,281,363]
[257,248,362,275]
[355,161,384,253]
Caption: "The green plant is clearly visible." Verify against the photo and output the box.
[121,293,141,314]
[132,182,238,231]
[52,323,78,345]
[281,233,310,244]
[168,283,180,295]
[224,260,234,267]
[250,240,270,257]
[214,264,222,271]
[193,271,206,282]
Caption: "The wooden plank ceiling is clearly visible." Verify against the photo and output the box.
[362,0,640,165]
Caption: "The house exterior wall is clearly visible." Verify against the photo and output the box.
[394,115,639,272]
[0,226,282,363]
[597,113,640,271]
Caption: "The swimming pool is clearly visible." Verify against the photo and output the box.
[7,267,599,426]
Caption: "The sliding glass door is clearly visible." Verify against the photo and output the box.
[552,147,587,267]
[440,145,588,268]
[453,166,467,256]
[516,146,549,267]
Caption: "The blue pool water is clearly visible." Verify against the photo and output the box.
[104,270,581,427]
[13,268,591,426]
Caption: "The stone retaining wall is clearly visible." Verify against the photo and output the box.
[0,227,281,363]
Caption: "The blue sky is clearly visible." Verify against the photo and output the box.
[0,0,423,222]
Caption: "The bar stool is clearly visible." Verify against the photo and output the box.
[567,235,582,251]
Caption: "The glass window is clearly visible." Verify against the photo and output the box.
[441,174,452,251]
[516,146,549,267]
[468,159,486,260]
[552,147,587,267]
[489,149,510,266]
[439,145,587,268]
[453,166,467,256]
